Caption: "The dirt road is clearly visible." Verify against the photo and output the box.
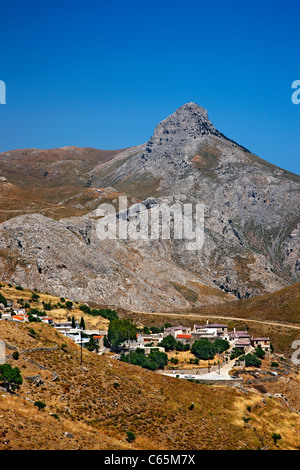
[132,311,300,331]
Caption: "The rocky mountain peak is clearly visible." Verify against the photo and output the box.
[145,102,223,156]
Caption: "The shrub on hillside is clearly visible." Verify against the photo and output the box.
[79,304,118,321]
[0,364,23,392]
[34,401,46,411]
[31,293,40,302]
[126,431,136,443]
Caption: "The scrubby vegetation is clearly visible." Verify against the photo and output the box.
[79,304,118,321]
[120,348,168,371]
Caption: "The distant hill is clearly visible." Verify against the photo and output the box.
[192,282,300,324]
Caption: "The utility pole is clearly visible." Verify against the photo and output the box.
[128,331,131,365]
[80,328,83,365]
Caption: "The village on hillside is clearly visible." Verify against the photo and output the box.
[0,282,299,444]
[0,283,277,384]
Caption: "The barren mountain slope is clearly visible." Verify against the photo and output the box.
[90,103,300,293]
[0,103,299,310]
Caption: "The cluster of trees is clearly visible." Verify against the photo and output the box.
[42,301,53,311]
[191,338,230,360]
[239,353,262,367]
[120,348,168,371]
[230,347,245,360]
[59,300,73,310]
[79,304,118,322]
[28,307,47,318]
[141,323,173,335]
[237,347,266,368]
[160,334,190,352]
[67,316,86,330]
[108,318,137,350]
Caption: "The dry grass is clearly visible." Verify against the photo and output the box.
[0,318,299,450]
[191,283,300,325]
[0,283,109,330]
[0,282,299,450]
[166,350,219,370]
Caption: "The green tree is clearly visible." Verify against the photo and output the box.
[272,433,282,445]
[80,317,86,330]
[191,339,215,360]
[230,347,245,360]
[255,346,265,359]
[0,293,7,308]
[148,350,168,369]
[213,339,230,354]
[241,353,262,368]
[175,341,190,352]
[160,334,178,352]
[108,318,138,350]
[150,326,162,334]
[28,314,41,322]
[42,301,52,311]
[170,357,179,365]
[31,293,40,302]
[71,316,76,328]
[79,304,91,314]
[0,364,23,392]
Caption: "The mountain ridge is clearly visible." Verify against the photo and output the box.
[0,103,299,311]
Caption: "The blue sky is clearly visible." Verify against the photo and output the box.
[0,0,299,174]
